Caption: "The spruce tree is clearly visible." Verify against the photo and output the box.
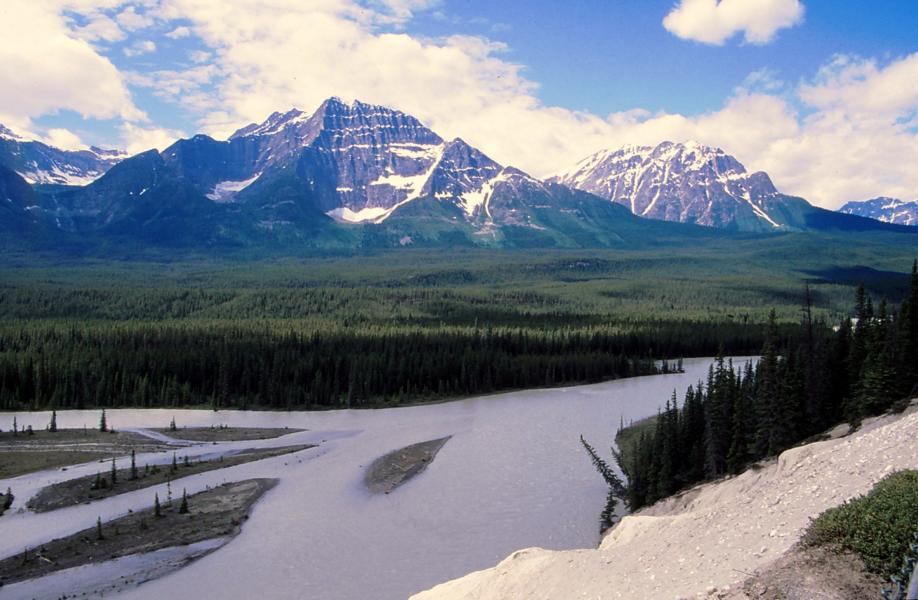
[99,409,107,433]
[754,310,781,458]
[726,387,749,474]
[154,492,162,517]
[179,488,189,514]
[96,516,104,540]
[902,260,918,390]
[49,409,57,433]
[130,449,137,480]
[110,457,117,485]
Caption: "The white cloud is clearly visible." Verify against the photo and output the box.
[597,53,918,207]
[663,0,804,45]
[123,39,156,57]
[43,127,88,150]
[7,0,918,210]
[0,0,144,124]
[120,122,184,154]
[116,5,155,31]
[68,11,126,42]
[166,25,191,39]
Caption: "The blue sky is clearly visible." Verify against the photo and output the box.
[409,1,918,115]
[1,0,917,207]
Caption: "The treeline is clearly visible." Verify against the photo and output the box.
[0,324,691,410]
[615,261,918,511]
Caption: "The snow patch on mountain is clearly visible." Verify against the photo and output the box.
[553,141,792,231]
[326,206,390,223]
[206,173,261,202]
[0,124,125,186]
[839,197,918,226]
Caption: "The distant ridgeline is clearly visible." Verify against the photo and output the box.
[607,261,918,514]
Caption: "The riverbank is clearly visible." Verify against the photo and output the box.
[0,478,277,587]
[0,429,173,479]
[152,426,304,442]
[27,444,312,512]
[364,436,451,494]
[412,401,918,600]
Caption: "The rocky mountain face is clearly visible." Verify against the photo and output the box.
[553,141,818,232]
[839,197,918,226]
[2,100,914,251]
[0,124,125,186]
[9,98,675,249]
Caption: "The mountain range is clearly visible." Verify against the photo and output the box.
[839,197,918,227]
[0,124,125,186]
[1,98,914,253]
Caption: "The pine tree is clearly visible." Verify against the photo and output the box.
[48,409,57,433]
[171,452,178,473]
[704,357,731,478]
[99,409,107,433]
[894,259,918,399]
[96,516,104,540]
[12,416,17,436]
[154,492,162,517]
[110,457,117,485]
[726,386,749,474]
[179,488,189,514]
[3,487,12,511]
[169,416,177,431]
[754,311,781,457]
[130,449,138,480]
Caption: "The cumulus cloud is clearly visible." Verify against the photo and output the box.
[116,5,155,31]
[165,25,190,39]
[663,0,804,45]
[120,122,184,154]
[0,0,144,123]
[123,39,156,57]
[603,53,918,207]
[8,0,918,209]
[43,127,88,150]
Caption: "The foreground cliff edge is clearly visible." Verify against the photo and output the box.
[413,401,918,600]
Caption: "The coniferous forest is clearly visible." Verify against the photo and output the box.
[0,248,913,411]
[612,261,918,512]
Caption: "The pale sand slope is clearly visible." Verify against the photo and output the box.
[413,404,918,600]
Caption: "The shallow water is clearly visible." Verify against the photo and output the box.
[0,357,751,600]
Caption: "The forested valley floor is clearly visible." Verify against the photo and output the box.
[0,242,914,411]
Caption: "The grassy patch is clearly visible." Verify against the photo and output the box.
[0,478,277,586]
[0,450,115,480]
[803,470,918,576]
[28,444,313,512]
[153,426,303,442]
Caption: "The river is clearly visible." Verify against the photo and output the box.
[0,357,752,599]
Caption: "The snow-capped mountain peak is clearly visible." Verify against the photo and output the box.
[0,124,26,142]
[228,108,309,139]
[839,197,918,226]
[0,123,126,186]
[553,140,793,231]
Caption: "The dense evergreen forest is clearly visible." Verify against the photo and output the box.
[607,261,918,518]
[0,248,913,411]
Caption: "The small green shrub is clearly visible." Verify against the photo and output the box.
[804,470,918,576]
